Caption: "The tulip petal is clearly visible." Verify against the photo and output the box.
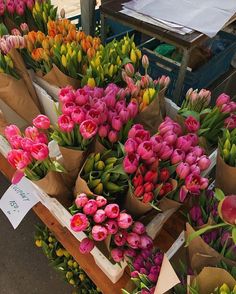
[179,185,188,202]
[12,170,24,184]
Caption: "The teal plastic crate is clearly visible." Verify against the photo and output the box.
[140,31,236,104]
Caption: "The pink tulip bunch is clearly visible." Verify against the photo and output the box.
[0,0,37,17]
[127,249,164,294]
[0,34,25,54]
[5,116,65,184]
[122,56,170,112]
[56,84,138,149]
[180,88,211,112]
[110,221,153,263]
[70,193,133,255]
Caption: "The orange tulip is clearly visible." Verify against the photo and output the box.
[31,48,44,61]
[54,34,63,44]
[87,47,95,59]
[27,31,37,44]
[36,31,45,43]
[76,31,85,42]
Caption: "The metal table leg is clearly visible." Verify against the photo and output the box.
[173,48,191,105]
[101,13,106,44]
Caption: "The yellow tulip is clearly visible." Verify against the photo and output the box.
[121,44,126,55]
[87,77,96,88]
[149,88,156,99]
[108,64,114,77]
[43,11,47,23]
[136,49,142,59]
[61,55,67,67]
[130,49,137,63]
[35,240,42,247]
[35,1,41,12]
[95,57,100,67]
[60,44,67,55]
[79,274,85,281]
[56,248,64,257]
[143,89,150,105]
[77,50,82,63]
[116,56,121,66]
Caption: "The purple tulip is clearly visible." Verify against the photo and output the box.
[127,232,141,249]
[132,222,146,235]
[111,248,124,263]
[189,206,202,222]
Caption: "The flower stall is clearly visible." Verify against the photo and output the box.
[0,1,236,294]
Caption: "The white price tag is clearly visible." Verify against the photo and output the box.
[0,177,40,229]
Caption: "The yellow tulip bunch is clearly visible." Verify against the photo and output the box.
[82,35,142,87]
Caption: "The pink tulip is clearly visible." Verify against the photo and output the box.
[93,87,104,98]
[190,164,201,175]
[119,108,130,123]
[185,173,202,194]
[16,1,25,15]
[190,146,204,157]
[220,104,232,113]
[92,225,108,241]
[171,149,185,164]
[31,143,49,161]
[35,133,48,145]
[8,135,22,149]
[176,136,192,152]
[6,0,15,14]
[104,93,116,108]
[7,149,31,170]
[200,177,209,189]
[127,232,140,249]
[144,182,154,193]
[128,124,144,138]
[142,55,149,69]
[125,63,135,77]
[75,193,88,208]
[12,170,24,184]
[216,93,230,107]
[124,138,138,154]
[137,141,154,160]
[59,87,75,103]
[124,248,137,258]
[96,195,107,208]
[111,248,124,263]
[71,107,85,124]
[132,221,146,235]
[87,109,102,125]
[224,114,236,129]
[127,100,139,118]
[134,185,144,197]
[115,100,126,113]
[158,143,173,160]
[83,199,98,215]
[140,235,153,250]
[132,174,143,187]
[198,155,211,171]
[123,153,139,174]
[70,213,89,232]
[148,266,160,283]
[21,138,34,152]
[105,219,118,234]
[105,83,120,96]
[176,162,190,179]
[80,119,97,139]
[163,131,177,145]
[20,23,29,33]
[159,122,173,136]
[186,133,198,146]
[11,28,21,36]
[0,1,5,15]
[150,135,163,153]
[117,212,133,229]
[98,124,109,138]
[75,93,89,106]
[33,115,50,130]
[189,206,202,222]
[79,237,95,254]
[185,116,200,133]
[104,204,120,218]
[112,116,123,132]
[107,130,118,143]
[185,152,197,165]
[144,170,158,183]
[26,0,34,10]
[114,230,127,246]
[62,102,76,115]
[229,101,236,112]
[93,209,106,223]
[58,114,74,133]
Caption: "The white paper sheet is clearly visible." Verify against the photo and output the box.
[124,0,236,37]
[0,177,39,229]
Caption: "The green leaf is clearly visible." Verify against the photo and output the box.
[186,223,228,246]
[214,188,225,201]
[121,290,130,294]
[232,227,236,244]
[178,110,200,121]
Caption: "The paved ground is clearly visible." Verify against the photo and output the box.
[0,173,72,294]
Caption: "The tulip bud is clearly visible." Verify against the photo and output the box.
[142,55,149,70]
[124,63,135,77]
[134,186,144,198]
[176,162,190,179]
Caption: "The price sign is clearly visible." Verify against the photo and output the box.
[0,177,39,229]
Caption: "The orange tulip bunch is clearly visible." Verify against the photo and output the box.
[22,19,101,79]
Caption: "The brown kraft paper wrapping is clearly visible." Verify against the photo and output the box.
[93,139,106,154]
[37,64,80,89]
[59,146,86,186]
[0,73,40,124]
[134,88,166,135]
[189,267,236,294]
[0,110,8,135]
[74,161,96,197]
[33,171,71,206]
[9,49,41,110]
[215,151,236,195]
[186,223,236,272]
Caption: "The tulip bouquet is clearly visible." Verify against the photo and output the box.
[216,128,236,195]
[122,249,164,294]
[34,225,101,293]
[179,90,236,149]
[4,121,70,202]
[22,20,101,88]
[75,152,128,199]
[1,0,57,32]
[123,119,210,216]
[121,56,170,134]
[81,35,142,87]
